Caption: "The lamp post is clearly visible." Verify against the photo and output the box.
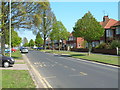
[9,0,11,57]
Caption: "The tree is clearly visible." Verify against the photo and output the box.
[73,11,104,55]
[29,39,34,47]
[11,30,22,47]
[32,3,56,50]
[23,43,29,47]
[50,21,69,51]
[0,2,49,55]
[35,32,43,47]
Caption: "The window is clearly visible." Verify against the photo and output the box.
[69,36,74,41]
[116,26,120,34]
[106,29,113,37]
[78,43,80,47]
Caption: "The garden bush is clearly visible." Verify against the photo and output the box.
[95,42,110,49]
[110,40,120,49]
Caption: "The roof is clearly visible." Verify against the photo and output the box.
[112,21,120,26]
[100,18,117,29]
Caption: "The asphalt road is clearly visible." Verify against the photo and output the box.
[26,50,119,88]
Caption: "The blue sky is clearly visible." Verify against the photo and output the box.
[18,2,118,42]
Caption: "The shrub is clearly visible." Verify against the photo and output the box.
[95,43,108,49]
[95,42,111,49]
[110,40,120,49]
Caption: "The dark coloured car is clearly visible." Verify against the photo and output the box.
[0,54,15,68]
[36,47,44,50]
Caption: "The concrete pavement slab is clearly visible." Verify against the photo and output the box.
[0,64,28,70]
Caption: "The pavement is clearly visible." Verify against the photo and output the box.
[26,50,119,88]
[0,60,28,70]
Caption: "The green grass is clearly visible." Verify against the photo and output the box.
[6,50,22,60]
[41,50,119,65]
[2,70,36,88]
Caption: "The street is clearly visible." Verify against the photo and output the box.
[26,50,118,88]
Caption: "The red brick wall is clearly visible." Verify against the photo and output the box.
[76,37,84,48]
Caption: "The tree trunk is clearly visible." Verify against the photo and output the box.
[58,40,60,51]
[88,42,92,56]
[52,41,54,51]
[43,35,46,50]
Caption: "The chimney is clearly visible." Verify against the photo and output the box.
[103,16,109,22]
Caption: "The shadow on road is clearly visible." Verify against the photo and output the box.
[54,54,86,57]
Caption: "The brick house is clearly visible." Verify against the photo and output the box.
[46,38,66,49]
[92,16,120,47]
[66,33,84,48]
[111,21,120,40]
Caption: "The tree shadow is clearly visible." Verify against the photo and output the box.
[70,54,86,57]
[54,54,86,57]
[12,56,22,60]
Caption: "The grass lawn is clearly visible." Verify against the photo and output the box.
[6,50,22,60]
[2,70,36,88]
[40,50,119,65]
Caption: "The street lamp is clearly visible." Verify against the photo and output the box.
[9,0,11,57]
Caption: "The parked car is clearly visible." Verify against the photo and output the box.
[20,47,28,53]
[0,54,15,68]
[11,48,17,52]
[5,48,10,53]
[36,47,44,50]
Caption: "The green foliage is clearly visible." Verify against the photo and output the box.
[29,39,34,47]
[33,14,42,28]
[110,40,120,49]
[35,32,43,47]
[23,43,29,47]
[95,42,111,49]
[73,11,104,42]
[96,40,120,49]
[81,40,87,48]
[96,43,107,49]
[73,11,104,55]
[11,31,22,47]
[50,21,69,41]
[4,28,22,47]
[1,2,51,54]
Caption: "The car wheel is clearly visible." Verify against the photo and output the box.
[3,62,10,68]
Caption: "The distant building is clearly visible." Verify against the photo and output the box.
[66,33,84,49]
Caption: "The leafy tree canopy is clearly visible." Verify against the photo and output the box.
[73,11,104,42]
[35,32,43,47]
[50,21,69,41]
[29,39,34,47]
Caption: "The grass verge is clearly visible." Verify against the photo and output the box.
[6,50,22,60]
[2,70,36,88]
[40,50,119,65]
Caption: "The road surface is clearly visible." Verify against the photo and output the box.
[26,50,119,88]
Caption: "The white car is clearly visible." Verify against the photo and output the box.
[21,47,28,53]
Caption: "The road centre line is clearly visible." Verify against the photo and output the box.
[71,68,76,71]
